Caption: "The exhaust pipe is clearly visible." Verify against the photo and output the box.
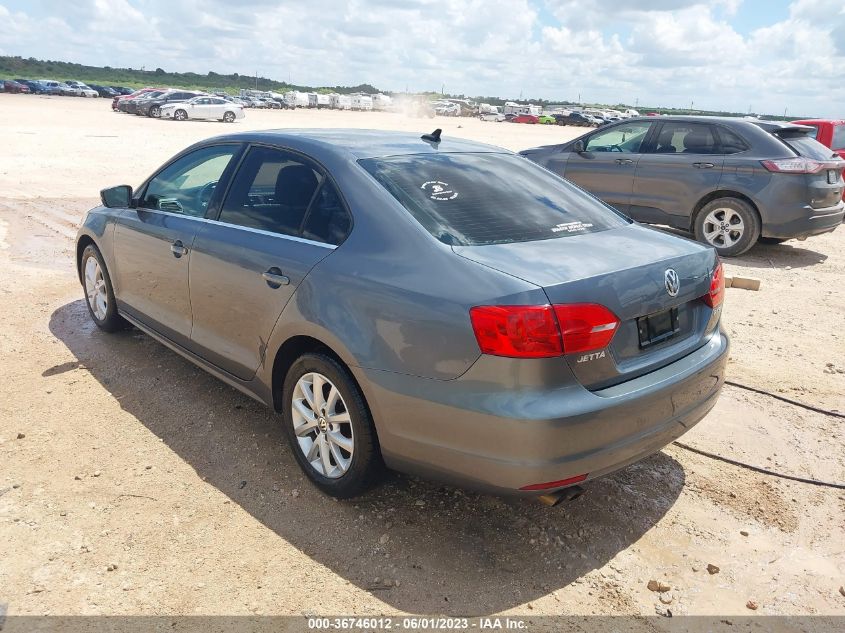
[538,485,585,507]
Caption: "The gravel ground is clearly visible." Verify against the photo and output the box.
[0,95,843,619]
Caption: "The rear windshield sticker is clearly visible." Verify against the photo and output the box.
[421,180,458,201]
[551,221,593,233]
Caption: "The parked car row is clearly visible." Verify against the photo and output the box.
[521,116,845,256]
[112,87,245,122]
[0,77,135,97]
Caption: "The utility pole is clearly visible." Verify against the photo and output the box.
[255,71,258,90]
[441,83,444,96]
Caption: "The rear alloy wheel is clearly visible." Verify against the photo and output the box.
[174,109,188,121]
[694,197,760,257]
[282,353,382,498]
[223,111,235,122]
[80,244,127,332]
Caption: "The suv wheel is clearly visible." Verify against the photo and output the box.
[694,197,760,257]
[281,353,382,498]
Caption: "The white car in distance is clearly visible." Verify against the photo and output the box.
[160,96,245,122]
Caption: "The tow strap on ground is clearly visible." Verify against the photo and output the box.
[670,380,845,490]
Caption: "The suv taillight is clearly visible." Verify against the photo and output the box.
[703,261,725,308]
[469,303,619,358]
[761,157,825,174]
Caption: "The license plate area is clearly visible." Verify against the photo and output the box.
[637,307,680,348]
[828,169,838,185]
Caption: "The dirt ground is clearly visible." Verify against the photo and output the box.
[0,95,843,621]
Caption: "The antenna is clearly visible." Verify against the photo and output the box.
[421,128,442,143]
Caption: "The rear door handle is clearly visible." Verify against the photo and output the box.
[615,158,634,165]
[262,267,290,289]
[693,162,715,169]
[171,240,188,258]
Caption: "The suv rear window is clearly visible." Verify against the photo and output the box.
[780,135,837,160]
[832,124,845,151]
[359,153,629,246]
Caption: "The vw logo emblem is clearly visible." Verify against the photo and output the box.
[664,269,680,297]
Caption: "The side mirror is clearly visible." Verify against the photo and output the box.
[572,140,586,153]
[100,185,132,208]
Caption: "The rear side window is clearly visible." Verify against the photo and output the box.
[218,146,324,238]
[359,153,629,246]
[715,127,749,154]
[301,181,352,245]
[650,122,718,154]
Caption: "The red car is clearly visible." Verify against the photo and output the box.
[111,87,164,111]
[510,114,539,124]
[3,80,31,94]
[792,119,845,200]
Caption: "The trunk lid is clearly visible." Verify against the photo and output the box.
[454,224,719,389]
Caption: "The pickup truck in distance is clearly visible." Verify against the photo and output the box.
[793,119,845,201]
[791,119,845,158]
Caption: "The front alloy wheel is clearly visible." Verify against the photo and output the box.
[84,256,108,321]
[174,109,188,121]
[223,111,235,122]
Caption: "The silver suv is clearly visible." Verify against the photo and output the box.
[522,116,845,256]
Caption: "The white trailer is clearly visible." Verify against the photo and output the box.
[315,93,331,109]
[371,93,393,111]
[284,91,309,108]
[503,101,541,116]
[329,93,352,110]
[351,94,373,111]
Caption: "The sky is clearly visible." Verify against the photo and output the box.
[1,0,843,117]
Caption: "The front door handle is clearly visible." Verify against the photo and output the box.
[171,240,188,258]
[615,158,634,165]
[262,267,290,289]
[693,162,715,169]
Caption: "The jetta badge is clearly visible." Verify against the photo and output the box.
[664,269,680,297]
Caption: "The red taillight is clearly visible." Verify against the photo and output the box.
[761,157,825,174]
[703,261,725,308]
[469,303,620,358]
[520,473,588,491]
[553,303,620,354]
[469,305,563,358]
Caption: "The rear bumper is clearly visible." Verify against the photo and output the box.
[762,201,844,239]
[358,331,729,495]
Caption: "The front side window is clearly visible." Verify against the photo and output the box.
[141,145,237,217]
[218,146,324,237]
[585,122,652,153]
[360,153,629,246]
[650,122,718,154]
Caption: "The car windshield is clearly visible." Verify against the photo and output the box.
[359,152,629,246]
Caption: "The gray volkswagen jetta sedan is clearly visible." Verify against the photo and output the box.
[76,129,728,498]
[522,116,845,257]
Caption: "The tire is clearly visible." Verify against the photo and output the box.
[281,353,382,498]
[80,244,127,333]
[758,237,787,245]
[174,109,188,121]
[223,111,235,122]
[693,197,761,257]
[149,105,160,117]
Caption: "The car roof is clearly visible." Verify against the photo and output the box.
[198,129,510,159]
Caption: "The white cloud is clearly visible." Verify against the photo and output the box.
[1,0,844,116]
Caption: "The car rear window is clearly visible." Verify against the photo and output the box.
[359,153,629,246]
[780,134,838,160]
[832,125,845,151]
